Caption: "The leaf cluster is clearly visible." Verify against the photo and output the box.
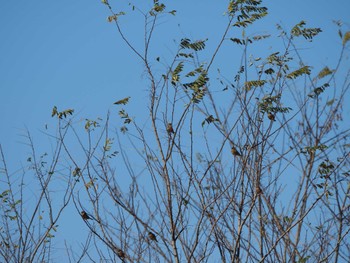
[291,20,322,41]
[180,38,207,51]
[228,0,268,27]
[51,106,74,119]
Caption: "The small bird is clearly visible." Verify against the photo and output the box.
[80,211,91,220]
[256,185,262,195]
[166,123,174,134]
[205,210,214,219]
[116,248,125,259]
[267,113,275,121]
[231,146,241,157]
[148,231,158,242]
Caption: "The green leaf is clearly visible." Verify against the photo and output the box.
[286,66,311,79]
[51,107,74,119]
[51,106,57,117]
[183,69,208,104]
[291,21,322,41]
[107,12,125,22]
[85,118,101,131]
[178,52,193,58]
[120,126,128,134]
[150,2,166,15]
[326,99,335,106]
[183,71,208,91]
[180,38,207,51]
[227,1,238,14]
[171,62,184,85]
[264,68,275,74]
[252,34,270,41]
[0,190,10,199]
[343,31,350,46]
[297,256,311,263]
[119,109,132,124]
[230,38,245,45]
[317,66,334,79]
[291,20,306,36]
[234,11,268,28]
[308,83,329,98]
[114,97,131,105]
[201,115,220,127]
[173,62,184,75]
[104,138,114,151]
[244,80,266,91]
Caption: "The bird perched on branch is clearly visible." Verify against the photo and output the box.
[80,211,91,220]
[256,185,262,195]
[268,113,275,121]
[148,231,158,242]
[231,146,241,157]
[166,123,174,134]
[116,248,126,259]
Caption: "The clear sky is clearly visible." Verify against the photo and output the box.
[1,0,349,153]
[1,0,350,260]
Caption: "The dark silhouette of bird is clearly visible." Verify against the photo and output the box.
[116,248,125,259]
[166,123,174,134]
[256,185,262,195]
[80,211,91,220]
[231,146,241,157]
[268,113,275,121]
[148,231,158,242]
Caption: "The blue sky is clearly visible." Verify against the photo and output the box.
[1,0,350,260]
[1,0,349,153]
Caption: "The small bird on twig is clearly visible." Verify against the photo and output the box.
[268,113,275,121]
[166,123,174,134]
[256,185,262,195]
[116,248,126,259]
[148,231,158,242]
[80,211,91,220]
[231,146,241,157]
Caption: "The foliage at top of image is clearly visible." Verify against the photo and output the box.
[228,0,268,27]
